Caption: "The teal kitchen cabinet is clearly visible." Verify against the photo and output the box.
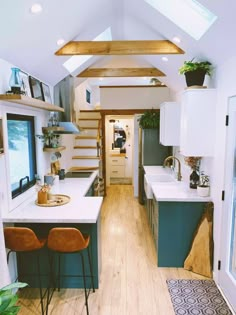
[153,196,207,267]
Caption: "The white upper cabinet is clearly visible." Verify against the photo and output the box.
[180,89,216,156]
[160,102,180,146]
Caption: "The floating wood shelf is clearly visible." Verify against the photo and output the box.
[43,146,66,152]
[0,94,64,112]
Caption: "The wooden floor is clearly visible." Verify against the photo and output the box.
[18,185,207,315]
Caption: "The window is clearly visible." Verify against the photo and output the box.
[86,89,91,104]
[144,0,217,40]
[7,114,37,198]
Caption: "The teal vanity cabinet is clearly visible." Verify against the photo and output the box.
[153,196,207,267]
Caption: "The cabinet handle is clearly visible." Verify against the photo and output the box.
[112,171,118,173]
[112,160,118,162]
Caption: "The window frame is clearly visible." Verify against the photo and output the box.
[7,113,37,199]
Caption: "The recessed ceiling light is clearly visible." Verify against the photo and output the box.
[57,39,65,46]
[30,3,42,14]
[162,57,168,62]
[99,78,104,81]
[173,36,181,43]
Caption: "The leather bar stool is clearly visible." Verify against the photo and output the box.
[4,227,47,315]
[47,227,95,315]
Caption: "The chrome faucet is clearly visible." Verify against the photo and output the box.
[163,155,182,181]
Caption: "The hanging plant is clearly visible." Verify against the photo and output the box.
[139,109,160,129]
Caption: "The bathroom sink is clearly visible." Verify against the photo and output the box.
[144,173,175,199]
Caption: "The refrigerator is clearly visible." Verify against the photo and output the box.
[138,128,171,204]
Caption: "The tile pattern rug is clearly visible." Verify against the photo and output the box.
[110,177,132,185]
[166,279,233,315]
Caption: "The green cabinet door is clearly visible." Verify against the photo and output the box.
[154,200,206,267]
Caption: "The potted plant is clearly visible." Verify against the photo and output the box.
[197,172,210,197]
[139,109,160,129]
[0,282,28,314]
[179,59,213,87]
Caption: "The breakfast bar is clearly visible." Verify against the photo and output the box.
[2,172,103,288]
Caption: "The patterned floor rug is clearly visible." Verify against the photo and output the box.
[167,279,233,315]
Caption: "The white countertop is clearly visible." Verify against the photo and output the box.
[151,182,212,202]
[144,165,212,202]
[2,171,103,224]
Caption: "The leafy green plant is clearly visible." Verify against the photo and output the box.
[179,59,213,76]
[0,282,28,314]
[36,131,60,148]
[139,109,160,129]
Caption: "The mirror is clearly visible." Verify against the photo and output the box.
[113,123,126,149]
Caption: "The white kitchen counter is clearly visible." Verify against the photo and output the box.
[2,171,103,223]
[151,182,212,202]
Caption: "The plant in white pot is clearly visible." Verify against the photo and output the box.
[197,172,210,197]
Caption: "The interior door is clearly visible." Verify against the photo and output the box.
[219,95,236,312]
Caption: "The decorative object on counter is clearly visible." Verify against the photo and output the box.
[29,76,44,100]
[184,202,213,277]
[138,108,160,129]
[44,174,55,186]
[0,282,28,314]
[179,59,213,87]
[35,194,70,207]
[197,172,210,197]
[36,183,51,204]
[184,156,201,189]
[35,174,41,185]
[9,67,22,94]
[58,169,65,180]
[189,169,199,189]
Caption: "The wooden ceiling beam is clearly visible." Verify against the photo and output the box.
[77,67,165,77]
[55,40,184,56]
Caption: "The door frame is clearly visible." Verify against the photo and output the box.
[219,95,236,312]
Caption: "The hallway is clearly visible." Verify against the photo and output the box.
[18,185,206,314]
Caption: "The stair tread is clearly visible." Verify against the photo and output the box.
[78,118,101,121]
[75,136,97,139]
[81,127,98,130]
[69,166,99,171]
[74,146,97,149]
[72,155,100,159]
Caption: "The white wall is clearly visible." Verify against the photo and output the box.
[74,80,99,110]
[100,86,171,109]
[0,58,54,287]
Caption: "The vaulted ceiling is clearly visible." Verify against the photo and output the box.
[0,0,235,92]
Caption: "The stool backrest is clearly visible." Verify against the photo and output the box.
[4,227,45,252]
[47,228,89,253]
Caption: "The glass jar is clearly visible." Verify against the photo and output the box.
[190,169,200,189]
[9,67,22,94]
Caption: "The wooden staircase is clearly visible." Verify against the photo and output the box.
[68,111,102,174]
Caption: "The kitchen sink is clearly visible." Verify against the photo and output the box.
[65,171,93,178]
[144,173,175,199]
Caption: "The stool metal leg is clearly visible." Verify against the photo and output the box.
[58,254,61,292]
[37,253,44,315]
[87,248,95,292]
[80,252,89,315]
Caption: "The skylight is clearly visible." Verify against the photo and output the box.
[63,27,112,73]
[144,0,217,40]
